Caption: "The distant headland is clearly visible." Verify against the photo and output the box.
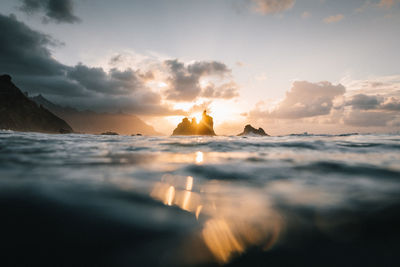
[172,110,216,136]
[0,74,73,134]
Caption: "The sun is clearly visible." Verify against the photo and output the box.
[192,112,203,124]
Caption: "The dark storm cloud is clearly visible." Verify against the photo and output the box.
[164,59,235,101]
[15,74,89,97]
[0,13,181,115]
[67,64,145,95]
[19,0,80,24]
[0,13,66,76]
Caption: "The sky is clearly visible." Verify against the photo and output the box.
[0,0,400,135]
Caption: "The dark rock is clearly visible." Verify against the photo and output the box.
[0,74,11,83]
[59,128,71,134]
[172,110,216,136]
[238,124,269,136]
[101,131,119,135]
[131,133,142,136]
[0,74,73,133]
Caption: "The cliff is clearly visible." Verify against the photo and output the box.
[0,74,73,133]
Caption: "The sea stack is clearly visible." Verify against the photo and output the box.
[238,124,269,136]
[0,74,73,133]
[172,110,216,136]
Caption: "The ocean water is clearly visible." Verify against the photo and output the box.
[1,130,400,266]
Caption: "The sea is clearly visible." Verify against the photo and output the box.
[1,130,400,267]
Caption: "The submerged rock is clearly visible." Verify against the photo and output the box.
[238,124,269,136]
[101,131,119,135]
[172,110,216,136]
[0,74,73,133]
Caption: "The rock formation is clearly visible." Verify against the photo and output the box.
[101,131,119,135]
[0,74,73,133]
[172,110,216,136]
[238,124,269,136]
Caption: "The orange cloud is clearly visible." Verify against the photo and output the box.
[378,0,398,9]
[323,14,344,24]
[251,0,295,15]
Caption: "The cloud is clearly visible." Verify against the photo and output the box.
[0,13,66,76]
[343,110,394,127]
[270,81,345,119]
[323,14,344,24]
[381,97,400,111]
[164,59,236,101]
[67,64,145,95]
[355,0,399,13]
[301,11,311,19]
[0,13,180,115]
[250,0,295,15]
[201,82,239,99]
[246,77,400,132]
[338,76,400,127]
[0,13,237,115]
[19,0,80,24]
[378,0,399,9]
[346,94,382,110]
[345,93,400,112]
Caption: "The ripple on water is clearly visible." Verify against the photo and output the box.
[1,131,400,266]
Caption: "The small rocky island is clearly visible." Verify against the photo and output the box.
[238,124,269,136]
[101,131,119,135]
[172,110,216,136]
[0,74,73,133]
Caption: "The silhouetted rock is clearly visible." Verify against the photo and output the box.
[131,133,142,136]
[238,124,269,136]
[59,128,71,134]
[0,74,73,133]
[101,131,119,135]
[172,110,216,136]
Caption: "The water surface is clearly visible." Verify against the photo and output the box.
[1,131,400,266]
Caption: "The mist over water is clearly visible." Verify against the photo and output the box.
[1,131,400,266]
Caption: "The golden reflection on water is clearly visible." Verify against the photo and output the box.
[195,205,203,220]
[186,176,193,191]
[196,151,204,164]
[166,186,175,206]
[149,151,283,264]
[202,219,244,263]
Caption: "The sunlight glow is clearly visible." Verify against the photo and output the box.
[192,113,203,124]
[149,172,282,265]
[202,219,244,263]
[166,186,175,206]
[182,191,192,211]
[196,205,203,220]
[186,176,194,191]
[195,151,204,164]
